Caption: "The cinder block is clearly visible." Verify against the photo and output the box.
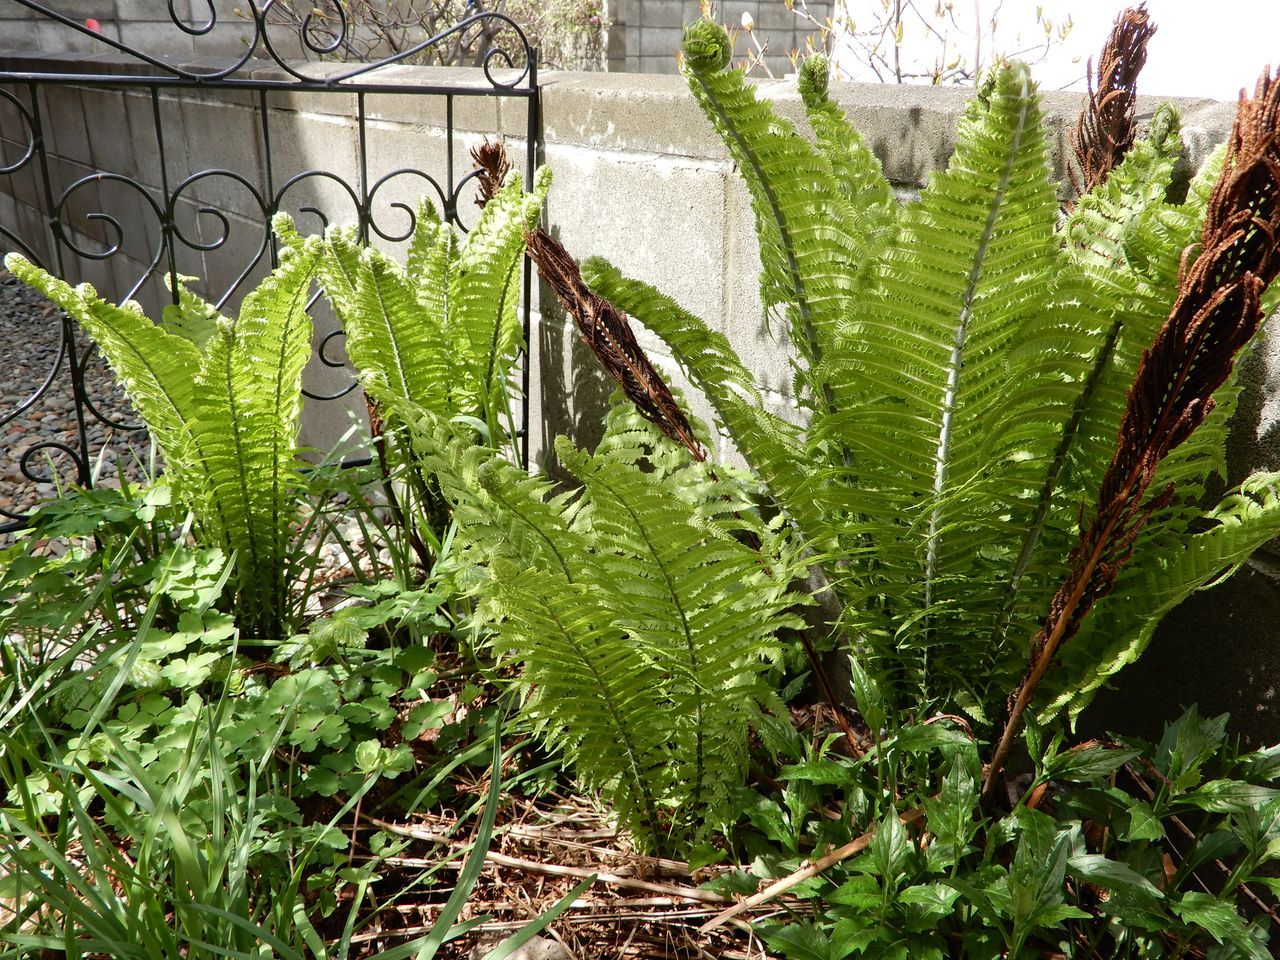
[640,0,685,28]
[105,19,197,61]
[639,26,682,57]
[121,88,187,191]
[36,84,89,162]
[264,108,361,230]
[536,71,725,158]
[756,0,800,31]
[174,95,267,220]
[639,54,682,75]
[723,173,796,399]
[363,85,500,135]
[542,141,729,353]
[194,211,270,311]
[0,21,39,53]
[80,88,132,174]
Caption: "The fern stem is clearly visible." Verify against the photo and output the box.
[481,251,522,440]
[924,74,1032,619]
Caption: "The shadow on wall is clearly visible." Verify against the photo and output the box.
[1082,323,1280,749]
[1082,559,1280,750]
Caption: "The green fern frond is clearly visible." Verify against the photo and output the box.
[797,53,897,253]
[161,275,226,351]
[557,435,797,821]
[410,409,585,578]
[581,257,831,547]
[404,197,444,279]
[5,245,322,641]
[812,63,1066,688]
[489,558,669,839]
[188,241,321,637]
[452,169,549,434]
[413,403,801,847]
[3,256,209,507]
[680,20,862,395]
[346,248,452,417]
[411,202,458,339]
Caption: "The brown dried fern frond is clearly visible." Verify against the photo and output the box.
[472,139,513,209]
[985,68,1280,802]
[524,228,707,462]
[1071,4,1156,197]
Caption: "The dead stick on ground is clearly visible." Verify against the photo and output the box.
[699,807,923,933]
[370,817,733,905]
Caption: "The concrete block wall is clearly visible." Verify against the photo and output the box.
[608,0,829,75]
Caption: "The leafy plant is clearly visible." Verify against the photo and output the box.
[414,400,802,849]
[727,707,1280,959]
[283,153,548,455]
[275,153,548,570]
[4,244,323,642]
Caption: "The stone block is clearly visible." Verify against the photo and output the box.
[37,84,89,163]
[541,141,729,342]
[536,71,725,158]
[361,120,463,233]
[362,87,500,135]
[639,26,682,58]
[185,206,270,308]
[722,166,796,398]
[121,88,186,191]
[640,54,681,75]
[265,108,361,232]
[0,21,38,53]
[756,0,801,30]
[105,19,197,61]
[175,95,267,220]
[640,0,686,28]
[79,87,131,174]
[528,309,615,469]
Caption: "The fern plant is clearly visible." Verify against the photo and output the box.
[577,21,1280,739]
[414,402,802,849]
[280,164,549,451]
[273,161,549,567]
[5,238,322,642]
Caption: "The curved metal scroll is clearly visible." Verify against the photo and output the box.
[0,3,540,533]
[7,1,536,90]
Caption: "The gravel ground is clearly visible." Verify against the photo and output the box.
[0,266,149,532]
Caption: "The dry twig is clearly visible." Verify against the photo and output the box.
[699,807,923,932]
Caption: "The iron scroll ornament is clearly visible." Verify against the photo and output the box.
[4,1,536,90]
[0,3,541,531]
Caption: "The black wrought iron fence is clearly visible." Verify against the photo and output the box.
[0,0,540,531]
